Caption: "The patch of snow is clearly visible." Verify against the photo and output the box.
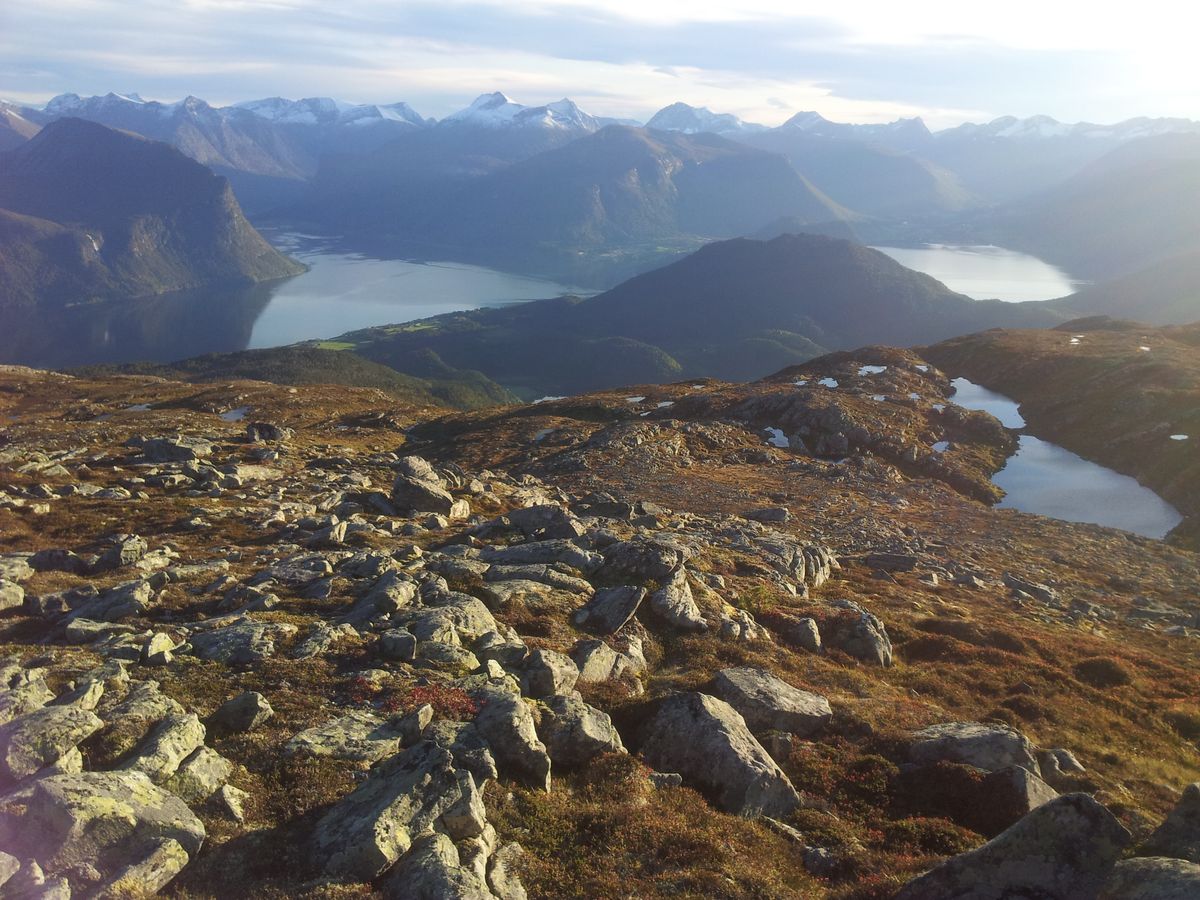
[690,384,705,389]
[1139,346,1152,352]
[625,396,646,403]
[656,401,674,409]
[932,403,946,412]
[533,396,565,404]
[932,441,950,453]
[908,392,921,400]
[1069,338,1081,345]
[219,406,249,422]
[1171,434,1189,441]
[124,404,150,412]
[764,428,790,449]
[915,364,929,372]
[872,395,886,402]
[793,380,808,387]
[818,378,839,388]
[533,428,554,442]
[857,365,888,376]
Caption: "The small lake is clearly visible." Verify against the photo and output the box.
[873,244,1083,302]
[0,233,578,370]
[950,378,1183,538]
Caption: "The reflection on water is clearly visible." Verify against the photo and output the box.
[873,244,1082,302]
[0,233,577,370]
[950,377,1182,538]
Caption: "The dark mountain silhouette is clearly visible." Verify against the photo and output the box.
[0,118,304,310]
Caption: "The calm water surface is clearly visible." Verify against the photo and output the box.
[873,244,1083,302]
[949,378,1182,538]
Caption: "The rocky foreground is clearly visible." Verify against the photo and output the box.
[1,353,1199,898]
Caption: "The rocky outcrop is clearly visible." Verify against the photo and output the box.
[909,721,1042,776]
[1100,857,1200,899]
[1141,783,1200,862]
[712,667,832,737]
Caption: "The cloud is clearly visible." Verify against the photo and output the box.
[0,0,1193,127]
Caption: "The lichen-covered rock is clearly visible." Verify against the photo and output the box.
[1099,857,1200,899]
[538,693,625,767]
[162,746,233,803]
[896,793,1130,900]
[521,649,578,699]
[639,692,801,818]
[472,690,551,791]
[822,599,892,666]
[0,704,103,782]
[188,620,298,664]
[285,710,413,764]
[0,771,205,895]
[649,570,708,631]
[311,741,477,880]
[910,721,1042,776]
[118,712,206,785]
[712,667,832,738]
[380,831,494,899]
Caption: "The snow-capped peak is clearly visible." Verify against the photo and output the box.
[44,92,146,115]
[442,93,599,132]
[646,102,763,136]
[443,92,525,126]
[782,110,832,131]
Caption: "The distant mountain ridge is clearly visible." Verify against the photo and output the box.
[0,118,304,310]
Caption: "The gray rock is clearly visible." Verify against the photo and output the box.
[1142,782,1200,862]
[822,600,892,666]
[0,771,205,895]
[0,704,103,782]
[381,832,494,899]
[483,565,592,595]
[521,649,579,698]
[311,740,478,880]
[910,721,1042,776]
[473,690,552,791]
[649,570,708,631]
[392,470,455,516]
[0,676,54,725]
[380,628,418,661]
[746,507,790,524]
[598,538,688,581]
[487,842,528,900]
[479,541,603,574]
[93,535,148,573]
[571,640,636,684]
[784,617,822,653]
[538,693,625,767]
[162,746,233,803]
[1099,857,1200,899]
[292,622,357,659]
[215,783,249,824]
[866,552,917,572]
[136,435,215,463]
[118,712,206,784]
[639,692,801,818]
[712,667,832,738]
[257,552,333,587]
[210,691,274,733]
[189,620,298,664]
[0,579,24,611]
[977,765,1059,834]
[1003,573,1059,604]
[896,794,1131,900]
[501,504,585,540]
[572,586,646,635]
[141,632,176,666]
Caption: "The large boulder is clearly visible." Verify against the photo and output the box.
[895,794,1130,900]
[312,741,482,880]
[1100,857,1200,899]
[0,771,205,895]
[597,538,688,582]
[910,722,1042,776]
[639,692,801,818]
[649,570,708,632]
[188,620,298,665]
[538,693,625,767]
[712,667,832,738]
[521,649,579,699]
[392,457,456,516]
[975,765,1059,836]
[1141,783,1200,862]
[285,710,420,764]
[209,691,274,733]
[118,712,206,784]
[472,691,551,791]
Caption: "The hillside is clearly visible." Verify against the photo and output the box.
[333,233,1065,397]
[925,318,1200,545]
[1,357,1199,898]
[1053,247,1200,324]
[999,137,1200,279]
[0,118,304,309]
[76,345,518,410]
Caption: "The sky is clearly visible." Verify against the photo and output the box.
[1,0,1196,128]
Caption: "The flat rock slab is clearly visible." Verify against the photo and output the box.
[285,710,409,764]
[896,793,1130,900]
[572,586,646,636]
[713,666,832,737]
[639,691,801,818]
[1099,857,1200,900]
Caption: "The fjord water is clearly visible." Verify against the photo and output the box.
[950,378,1182,537]
[0,233,576,370]
[874,244,1081,302]
[246,232,578,348]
